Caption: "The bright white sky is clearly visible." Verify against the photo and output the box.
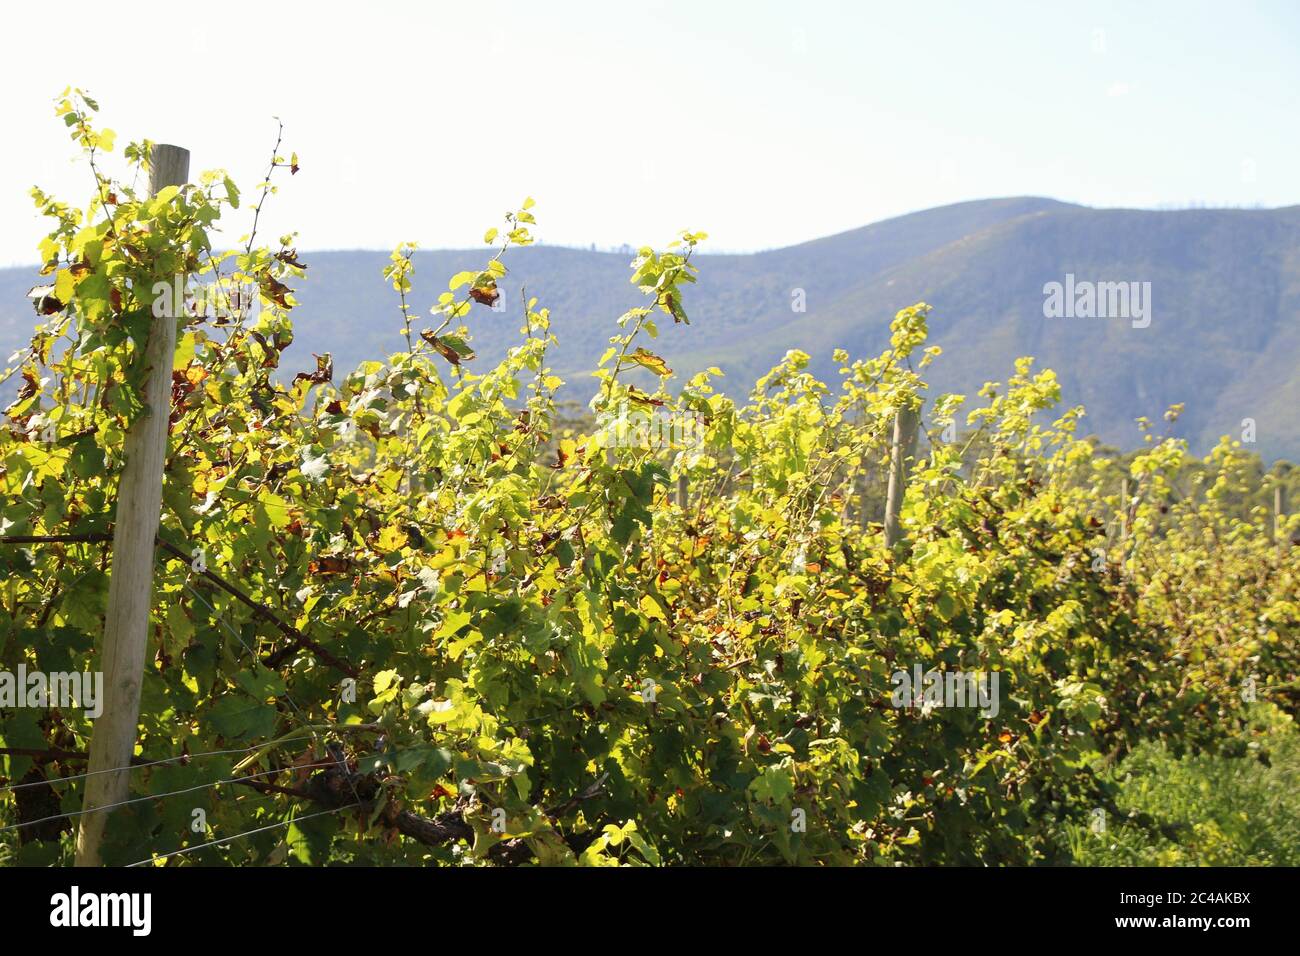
[1,0,1297,265]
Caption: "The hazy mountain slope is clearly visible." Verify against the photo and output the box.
[673,204,1300,457]
[277,197,1075,386]
[1,197,1296,459]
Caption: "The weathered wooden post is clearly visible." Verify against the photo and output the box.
[76,145,190,867]
[883,403,919,548]
[858,467,872,531]
[1275,484,1287,545]
[1120,477,1130,543]
[677,473,689,510]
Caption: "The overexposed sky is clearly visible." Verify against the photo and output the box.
[1,0,1297,265]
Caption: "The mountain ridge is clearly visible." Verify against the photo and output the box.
[2,197,1296,459]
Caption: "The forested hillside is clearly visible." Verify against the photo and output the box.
[8,196,1296,458]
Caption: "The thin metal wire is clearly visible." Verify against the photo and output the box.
[0,544,377,855]
[3,556,594,855]
[0,758,340,835]
[125,802,361,867]
[180,580,371,818]
[0,736,319,795]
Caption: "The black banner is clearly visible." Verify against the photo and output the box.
[0,865,1290,942]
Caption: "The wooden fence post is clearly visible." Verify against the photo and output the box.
[883,403,918,548]
[76,145,190,867]
[677,473,689,510]
[1275,484,1287,545]
[1120,477,1130,543]
[859,467,872,531]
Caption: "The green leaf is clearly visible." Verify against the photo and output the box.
[209,692,278,741]
[287,809,340,864]
[258,492,292,529]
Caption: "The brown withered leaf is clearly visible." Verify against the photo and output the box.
[293,353,333,387]
[432,339,464,365]
[275,248,307,270]
[423,334,460,365]
[170,368,200,426]
[309,556,353,575]
[626,386,665,407]
[245,330,279,369]
[468,282,500,307]
[419,330,475,366]
[659,292,687,324]
[17,368,40,403]
[28,285,63,316]
[627,347,672,377]
[259,272,293,308]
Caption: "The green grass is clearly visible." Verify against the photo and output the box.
[1066,705,1300,866]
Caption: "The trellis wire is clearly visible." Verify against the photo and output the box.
[0,735,318,795]
[125,802,361,868]
[0,758,341,835]
[178,578,370,819]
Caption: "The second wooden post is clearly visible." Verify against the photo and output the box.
[883,403,919,548]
